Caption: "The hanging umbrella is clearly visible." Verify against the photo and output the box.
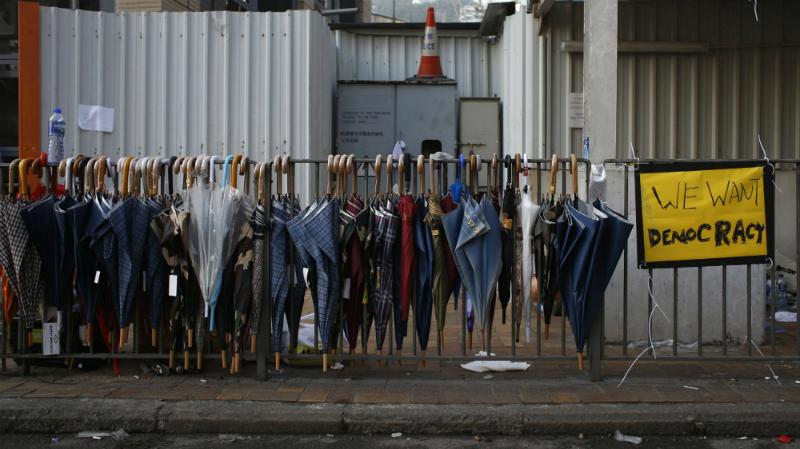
[395,156,418,362]
[287,156,340,370]
[0,265,17,325]
[0,161,22,326]
[186,169,256,365]
[413,156,434,365]
[6,159,47,341]
[424,157,451,349]
[518,185,540,344]
[340,156,367,362]
[539,155,565,340]
[498,156,516,324]
[248,162,268,355]
[554,155,599,369]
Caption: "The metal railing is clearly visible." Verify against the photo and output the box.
[2,156,796,382]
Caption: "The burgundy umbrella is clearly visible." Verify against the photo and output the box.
[396,158,418,362]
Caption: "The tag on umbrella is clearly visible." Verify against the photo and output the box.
[168,275,178,297]
[343,278,351,299]
[376,268,381,289]
[94,271,100,284]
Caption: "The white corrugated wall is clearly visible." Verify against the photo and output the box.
[39,7,336,166]
[546,0,800,160]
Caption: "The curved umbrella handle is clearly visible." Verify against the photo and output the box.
[96,156,107,193]
[273,156,282,197]
[339,155,349,197]
[570,154,578,198]
[128,158,140,196]
[469,154,477,197]
[222,155,235,187]
[31,158,43,197]
[549,153,559,196]
[208,155,220,185]
[374,155,382,197]
[514,154,521,189]
[65,158,75,195]
[78,157,92,198]
[145,158,155,195]
[8,159,22,197]
[282,154,292,200]
[19,158,33,199]
[165,156,177,196]
[326,155,335,196]
[182,157,195,189]
[231,154,243,189]
[121,157,134,197]
[429,155,435,196]
[397,155,404,196]
[260,161,269,202]
[58,159,67,179]
[240,156,250,195]
[137,157,150,196]
[73,155,85,194]
[86,158,97,195]
[347,155,357,197]
[417,155,425,196]
[152,157,163,195]
[386,154,393,197]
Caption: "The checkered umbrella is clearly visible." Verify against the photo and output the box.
[341,195,366,355]
[6,197,45,330]
[0,201,20,325]
[287,195,340,355]
[143,198,167,344]
[424,193,450,347]
[370,198,400,353]
[413,195,433,353]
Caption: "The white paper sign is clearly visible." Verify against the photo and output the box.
[43,322,60,355]
[168,275,178,297]
[78,104,115,133]
[568,93,584,128]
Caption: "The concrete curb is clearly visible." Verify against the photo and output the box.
[0,398,797,436]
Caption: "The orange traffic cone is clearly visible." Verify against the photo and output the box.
[416,8,445,78]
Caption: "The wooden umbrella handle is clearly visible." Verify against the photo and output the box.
[492,154,498,190]
[417,155,425,195]
[514,154,521,189]
[273,156,282,196]
[550,154,559,196]
[231,155,243,190]
[374,155,382,196]
[385,155,393,197]
[240,156,250,195]
[570,154,578,197]
[332,155,341,196]
[469,155,477,196]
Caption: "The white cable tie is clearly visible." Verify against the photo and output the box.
[618,273,669,387]
[629,142,640,171]
[766,257,774,269]
[749,0,759,21]
[757,134,782,193]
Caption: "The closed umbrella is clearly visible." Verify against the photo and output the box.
[498,156,516,324]
[287,156,340,371]
[395,157,418,361]
[414,156,434,364]
[7,159,47,342]
[424,157,451,349]
[518,188,540,343]
[341,156,367,361]
[248,162,269,356]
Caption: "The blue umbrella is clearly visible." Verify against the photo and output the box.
[554,197,599,368]
[413,195,433,361]
[454,195,502,351]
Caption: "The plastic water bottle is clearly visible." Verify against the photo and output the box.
[776,274,788,311]
[47,108,65,163]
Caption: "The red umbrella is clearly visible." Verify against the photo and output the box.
[396,158,419,363]
[439,192,459,294]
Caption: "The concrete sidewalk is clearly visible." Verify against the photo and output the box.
[2,358,800,436]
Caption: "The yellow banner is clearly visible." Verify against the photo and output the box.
[639,166,767,264]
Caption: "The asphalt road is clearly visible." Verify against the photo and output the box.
[0,434,789,449]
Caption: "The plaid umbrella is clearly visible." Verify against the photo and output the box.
[108,197,152,331]
[249,202,267,348]
[230,223,254,366]
[287,196,340,357]
[283,197,315,352]
[0,201,20,325]
[6,197,46,330]
[424,193,450,348]
[369,199,399,354]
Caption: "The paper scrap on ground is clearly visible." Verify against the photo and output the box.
[78,105,115,133]
[776,311,797,323]
[460,361,530,373]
